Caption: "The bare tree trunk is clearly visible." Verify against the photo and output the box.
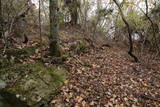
[97,0,102,10]
[145,0,148,15]
[49,0,61,56]
[0,0,3,38]
[39,0,42,42]
[138,4,160,52]
[113,0,139,62]
[70,0,78,25]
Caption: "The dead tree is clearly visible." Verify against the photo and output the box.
[113,0,139,62]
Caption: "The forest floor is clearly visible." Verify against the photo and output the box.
[1,26,160,107]
[50,27,160,107]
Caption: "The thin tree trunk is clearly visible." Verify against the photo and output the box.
[39,0,42,42]
[49,0,60,56]
[138,5,160,52]
[113,0,139,62]
[145,0,148,15]
[0,0,3,38]
[97,0,102,10]
[70,0,78,25]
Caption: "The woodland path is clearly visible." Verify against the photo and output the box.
[50,29,160,107]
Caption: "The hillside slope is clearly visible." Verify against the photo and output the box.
[51,27,160,107]
[0,26,160,107]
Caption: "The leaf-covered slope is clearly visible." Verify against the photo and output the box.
[51,28,160,107]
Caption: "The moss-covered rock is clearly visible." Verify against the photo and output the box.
[31,41,48,47]
[0,47,37,68]
[5,47,36,59]
[0,90,29,107]
[47,44,69,63]
[0,63,67,107]
[71,40,90,55]
[49,43,64,57]
[0,54,12,68]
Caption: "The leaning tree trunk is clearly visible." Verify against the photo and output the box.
[49,0,61,56]
[113,0,139,62]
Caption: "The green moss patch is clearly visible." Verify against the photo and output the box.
[5,47,36,59]
[71,40,90,55]
[0,63,66,107]
[31,41,48,47]
[0,47,37,68]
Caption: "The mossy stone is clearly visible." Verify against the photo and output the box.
[0,63,67,107]
[74,40,90,55]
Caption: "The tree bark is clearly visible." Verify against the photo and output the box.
[145,0,148,15]
[39,0,42,42]
[138,3,160,52]
[69,0,78,25]
[113,0,139,62]
[0,0,3,38]
[97,0,102,10]
[49,0,60,56]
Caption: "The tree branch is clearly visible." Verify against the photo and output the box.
[113,0,139,62]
